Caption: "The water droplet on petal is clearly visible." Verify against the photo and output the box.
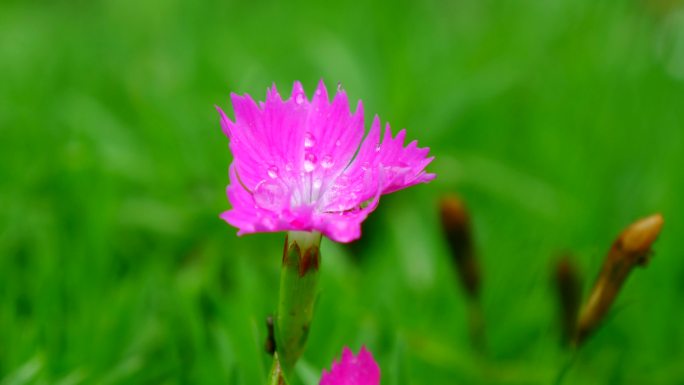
[304,132,316,148]
[253,180,285,210]
[295,93,305,105]
[335,140,342,147]
[321,155,334,169]
[267,165,279,179]
[304,153,317,173]
[334,175,350,188]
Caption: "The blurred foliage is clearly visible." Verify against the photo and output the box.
[1,0,684,383]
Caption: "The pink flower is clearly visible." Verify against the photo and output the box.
[218,81,435,243]
[320,346,380,385]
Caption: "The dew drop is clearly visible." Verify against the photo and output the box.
[321,155,334,169]
[295,93,305,105]
[335,140,342,147]
[304,153,317,173]
[267,165,279,179]
[253,180,285,210]
[304,132,316,148]
[334,175,350,188]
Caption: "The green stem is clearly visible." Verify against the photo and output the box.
[271,231,322,382]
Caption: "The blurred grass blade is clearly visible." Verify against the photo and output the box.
[1,354,43,385]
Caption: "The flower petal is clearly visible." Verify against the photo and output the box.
[221,165,286,234]
[319,346,380,385]
[218,81,435,243]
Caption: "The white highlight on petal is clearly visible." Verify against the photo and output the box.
[267,165,279,179]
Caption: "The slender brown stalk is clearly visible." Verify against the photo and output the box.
[574,213,664,346]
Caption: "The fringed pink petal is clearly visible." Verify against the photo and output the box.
[221,165,290,235]
[218,81,434,243]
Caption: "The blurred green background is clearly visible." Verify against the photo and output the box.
[1,0,683,383]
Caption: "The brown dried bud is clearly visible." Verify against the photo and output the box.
[440,195,480,299]
[620,213,664,266]
[575,213,664,346]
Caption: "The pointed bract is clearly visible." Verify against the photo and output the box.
[218,81,435,242]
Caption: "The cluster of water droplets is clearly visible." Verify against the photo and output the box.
[251,85,364,215]
[252,128,344,211]
[303,132,317,173]
[302,132,336,173]
[303,133,337,181]
[303,131,327,204]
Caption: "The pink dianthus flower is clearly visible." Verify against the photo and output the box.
[218,81,434,243]
[320,346,380,385]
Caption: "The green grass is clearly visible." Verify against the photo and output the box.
[1,0,684,383]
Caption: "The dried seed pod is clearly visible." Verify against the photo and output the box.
[440,195,485,351]
[440,195,480,300]
[575,213,664,346]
